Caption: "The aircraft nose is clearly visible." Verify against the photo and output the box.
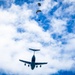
[31,66,34,70]
[31,68,34,70]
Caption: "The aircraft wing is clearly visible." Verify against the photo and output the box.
[35,62,47,65]
[19,59,31,64]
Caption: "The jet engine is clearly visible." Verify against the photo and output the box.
[28,64,29,67]
[36,66,38,68]
[40,65,41,67]
[24,63,26,66]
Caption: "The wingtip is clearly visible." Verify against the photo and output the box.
[19,59,21,61]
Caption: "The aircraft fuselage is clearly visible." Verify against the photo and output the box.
[31,55,35,70]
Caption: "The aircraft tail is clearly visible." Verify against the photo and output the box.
[29,48,40,51]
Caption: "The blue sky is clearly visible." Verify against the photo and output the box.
[0,0,75,75]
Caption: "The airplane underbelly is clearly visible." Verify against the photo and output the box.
[31,62,35,70]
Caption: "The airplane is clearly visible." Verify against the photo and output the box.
[19,48,47,70]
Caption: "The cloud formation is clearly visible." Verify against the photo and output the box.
[0,0,75,75]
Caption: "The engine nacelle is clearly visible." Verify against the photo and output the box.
[28,64,29,67]
[40,65,42,67]
[36,66,38,68]
[24,63,26,66]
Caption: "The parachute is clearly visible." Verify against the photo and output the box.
[36,10,41,14]
[38,3,41,6]
[36,2,42,21]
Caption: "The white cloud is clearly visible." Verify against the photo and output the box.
[0,9,17,24]
[64,37,75,51]
[0,0,75,75]
[39,0,58,14]
[64,0,75,3]
[50,17,66,34]
[54,0,75,18]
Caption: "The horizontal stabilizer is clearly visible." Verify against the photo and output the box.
[29,48,40,51]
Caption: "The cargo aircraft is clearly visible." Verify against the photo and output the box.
[19,48,47,70]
